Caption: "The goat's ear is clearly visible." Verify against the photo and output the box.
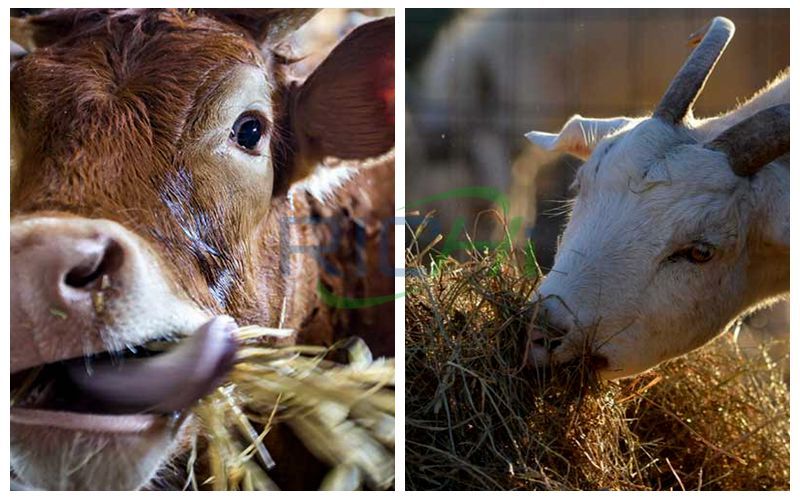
[290,17,394,171]
[525,115,634,160]
[202,9,320,45]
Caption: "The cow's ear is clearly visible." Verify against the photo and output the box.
[201,9,320,45]
[290,17,394,171]
[525,115,635,160]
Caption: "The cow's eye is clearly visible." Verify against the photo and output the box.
[669,242,715,264]
[230,112,266,153]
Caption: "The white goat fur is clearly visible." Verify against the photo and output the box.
[526,72,789,379]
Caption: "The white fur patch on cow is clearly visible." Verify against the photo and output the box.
[292,164,356,203]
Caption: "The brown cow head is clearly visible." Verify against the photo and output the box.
[10,9,394,490]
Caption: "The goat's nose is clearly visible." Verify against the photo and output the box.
[527,296,570,368]
[526,326,563,367]
[529,328,563,351]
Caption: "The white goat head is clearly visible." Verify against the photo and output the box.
[525,17,789,379]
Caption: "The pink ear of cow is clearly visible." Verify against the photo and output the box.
[291,16,395,167]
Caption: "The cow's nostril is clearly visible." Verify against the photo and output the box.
[64,240,125,289]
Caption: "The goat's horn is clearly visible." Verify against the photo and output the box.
[654,17,735,124]
[706,104,789,176]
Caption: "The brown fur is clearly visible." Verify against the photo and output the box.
[11,8,394,489]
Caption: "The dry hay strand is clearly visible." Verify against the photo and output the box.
[192,331,395,491]
[405,233,788,491]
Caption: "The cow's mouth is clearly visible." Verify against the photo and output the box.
[10,315,238,433]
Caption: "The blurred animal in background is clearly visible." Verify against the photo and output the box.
[10,8,394,490]
[407,8,788,268]
[525,17,788,379]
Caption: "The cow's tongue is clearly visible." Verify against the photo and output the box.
[64,315,239,414]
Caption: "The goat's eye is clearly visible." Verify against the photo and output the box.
[688,244,715,264]
[230,113,266,152]
[670,242,715,264]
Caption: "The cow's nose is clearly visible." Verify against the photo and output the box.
[13,222,130,309]
[11,216,210,374]
[60,235,126,299]
[11,217,149,371]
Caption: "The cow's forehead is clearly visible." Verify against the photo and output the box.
[11,15,271,140]
[9,13,280,218]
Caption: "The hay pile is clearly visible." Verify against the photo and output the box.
[192,330,395,491]
[405,236,788,491]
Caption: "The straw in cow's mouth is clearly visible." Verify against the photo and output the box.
[191,331,396,490]
[10,319,397,490]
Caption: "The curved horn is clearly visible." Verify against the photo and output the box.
[654,17,735,124]
[706,104,789,176]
